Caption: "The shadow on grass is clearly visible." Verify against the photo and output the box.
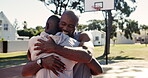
[0,55,28,69]
[96,55,144,65]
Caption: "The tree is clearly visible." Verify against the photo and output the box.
[39,0,84,15]
[35,26,44,35]
[85,19,139,56]
[23,21,27,29]
[85,19,117,44]
[17,28,37,38]
[124,19,140,39]
[77,24,87,32]
[112,0,137,37]
[17,26,44,38]
[0,38,4,41]
[13,19,19,30]
[116,19,140,39]
[86,19,104,31]
[102,0,137,57]
[140,24,148,46]
[110,24,117,46]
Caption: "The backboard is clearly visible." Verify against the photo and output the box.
[84,0,115,12]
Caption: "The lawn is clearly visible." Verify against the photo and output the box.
[0,44,148,69]
[0,51,28,69]
[94,44,148,62]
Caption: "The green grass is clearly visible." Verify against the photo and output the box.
[0,44,148,68]
[94,44,148,61]
[0,51,27,58]
[0,51,28,69]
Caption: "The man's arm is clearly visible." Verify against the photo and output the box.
[34,32,103,75]
[22,50,41,77]
[35,38,92,63]
[22,51,65,77]
[22,60,41,77]
[78,33,103,75]
[86,57,103,75]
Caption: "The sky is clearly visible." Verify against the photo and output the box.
[0,0,148,29]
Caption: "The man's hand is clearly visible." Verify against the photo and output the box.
[34,37,57,55]
[42,55,66,76]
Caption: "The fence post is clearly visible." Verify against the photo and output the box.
[3,41,7,53]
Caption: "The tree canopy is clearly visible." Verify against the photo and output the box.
[17,26,44,38]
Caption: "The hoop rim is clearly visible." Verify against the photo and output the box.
[91,6,102,11]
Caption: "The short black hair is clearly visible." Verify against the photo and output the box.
[47,15,60,27]
[45,15,61,34]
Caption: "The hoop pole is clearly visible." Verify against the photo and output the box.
[104,10,108,65]
[104,10,112,65]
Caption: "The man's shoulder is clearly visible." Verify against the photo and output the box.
[73,31,81,40]
[79,31,93,42]
[81,31,93,38]
[74,31,81,35]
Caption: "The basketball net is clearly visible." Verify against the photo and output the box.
[91,6,101,11]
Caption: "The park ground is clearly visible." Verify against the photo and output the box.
[0,44,148,78]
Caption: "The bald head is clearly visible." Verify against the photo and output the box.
[61,10,79,25]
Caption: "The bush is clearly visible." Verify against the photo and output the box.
[0,38,4,41]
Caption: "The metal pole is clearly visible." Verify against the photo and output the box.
[104,10,108,65]
[104,10,112,65]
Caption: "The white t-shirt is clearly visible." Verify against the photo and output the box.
[28,32,80,78]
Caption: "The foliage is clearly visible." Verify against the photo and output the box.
[124,19,140,39]
[39,0,137,18]
[116,19,140,39]
[81,19,117,42]
[77,24,87,32]
[140,24,148,46]
[17,29,35,38]
[140,24,148,30]
[86,19,104,31]
[39,0,84,15]
[17,26,44,38]
[110,24,117,39]
[81,18,140,40]
[39,0,137,16]
[35,26,45,35]
[23,21,27,29]
[108,0,137,40]
[115,0,136,17]
[0,38,4,41]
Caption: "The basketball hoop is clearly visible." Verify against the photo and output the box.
[84,0,115,12]
[91,6,101,11]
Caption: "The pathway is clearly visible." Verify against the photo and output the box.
[0,60,148,78]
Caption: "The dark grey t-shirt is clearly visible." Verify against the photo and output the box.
[73,32,92,78]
